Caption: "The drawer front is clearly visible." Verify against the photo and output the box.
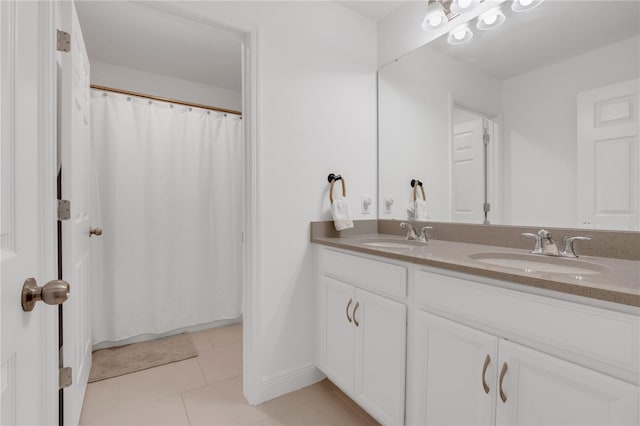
[414,268,640,385]
[319,248,407,299]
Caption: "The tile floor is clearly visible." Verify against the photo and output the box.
[80,324,380,426]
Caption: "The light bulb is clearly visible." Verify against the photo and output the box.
[428,15,443,27]
[483,13,498,25]
[477,5,505,30]
[511,0,543,13]
[458,0,472,8]
[448,23,473,45]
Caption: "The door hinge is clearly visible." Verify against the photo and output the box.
[483,133,490,145]
[57,199,71,221]
[57,30,70,52]
[59,367,72,389]
[484,203,491,213]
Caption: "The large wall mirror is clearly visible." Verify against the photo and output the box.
[378,0,640,231]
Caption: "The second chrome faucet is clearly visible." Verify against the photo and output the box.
[400,222,432,243]
[522,229,591,258]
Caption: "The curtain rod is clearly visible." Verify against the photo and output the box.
[90,84,242,116]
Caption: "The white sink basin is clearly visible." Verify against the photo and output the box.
[358,238,426,249]
[468,252,612,276]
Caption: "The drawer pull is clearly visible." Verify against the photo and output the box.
[482,354,491,394]
[353,302,360,327]
[499,362,508,403]
[346,298,353,323]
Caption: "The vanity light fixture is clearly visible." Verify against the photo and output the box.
[421,1,447,31]
[447,23,474,45]
[511,0,544,13]
[476,5,505,30]
[450,0,481,15]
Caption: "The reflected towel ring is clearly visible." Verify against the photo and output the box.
[411,179,426,201]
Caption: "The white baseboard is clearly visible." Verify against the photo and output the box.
[255,362,326,404]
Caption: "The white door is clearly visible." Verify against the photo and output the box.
[577,79,639,230]
[452,119,485,223]
[1,1,59,424]
[354,288,406,426]
[496,340,639,426]
[319,276,356,395]
[58,2,93,425]
[407,311,497,426]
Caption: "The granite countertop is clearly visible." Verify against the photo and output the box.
[311,233,640,308]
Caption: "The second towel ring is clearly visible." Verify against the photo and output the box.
[411,179,426,201]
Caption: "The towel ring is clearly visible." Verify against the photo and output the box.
[327,173,342,183]
[329,176,347,204]
[412,179,426,202]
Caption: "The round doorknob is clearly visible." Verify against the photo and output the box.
[21,278,70,312]
[90,227,102,237]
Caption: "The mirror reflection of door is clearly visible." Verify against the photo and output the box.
[577,79,639,230]
[451,106,499,224]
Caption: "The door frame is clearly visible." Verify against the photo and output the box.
[128,2,262,404]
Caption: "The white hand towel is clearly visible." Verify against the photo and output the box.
[414,199,428,220]
[406,201,416,220]
[331,196,354,231]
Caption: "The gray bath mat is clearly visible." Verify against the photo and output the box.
[89,333,198,382]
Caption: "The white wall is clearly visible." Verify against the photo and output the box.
[503,36,640,227]
[378,45,501,222]
[89,61,242,112]
[162,1,378,403]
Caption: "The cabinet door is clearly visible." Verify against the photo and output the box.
[407,311,498,426]
[354,288,407,425]
[319,275,356,394]
[496,340,639,426]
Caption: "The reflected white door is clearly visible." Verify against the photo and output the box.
[1,1,58,424]
[452,119,485,223]
[59,2,93,424]
[577,79,639,230]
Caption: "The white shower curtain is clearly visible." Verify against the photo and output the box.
[90,90,243,345]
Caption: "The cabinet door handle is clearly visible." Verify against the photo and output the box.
[353,301,360,327]
[499,362,508,403]
[481,354,491,394]
[345,298,353,323]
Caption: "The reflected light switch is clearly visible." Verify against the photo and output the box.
[384,196,394,214]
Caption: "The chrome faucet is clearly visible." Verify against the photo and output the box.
[400,222,432,243]
[522,230,591,257]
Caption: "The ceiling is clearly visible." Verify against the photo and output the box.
[75,1,242,91]
[428,0,640,80]
[336,1,406,21]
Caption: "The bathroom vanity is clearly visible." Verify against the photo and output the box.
[312,226,639,426]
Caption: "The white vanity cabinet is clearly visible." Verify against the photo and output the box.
[495,339,638,426]
[409,311,639,426]
[317,247,407,425]
[409,311,499,425]
[314,244,639,426]
[408,268,640,426]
